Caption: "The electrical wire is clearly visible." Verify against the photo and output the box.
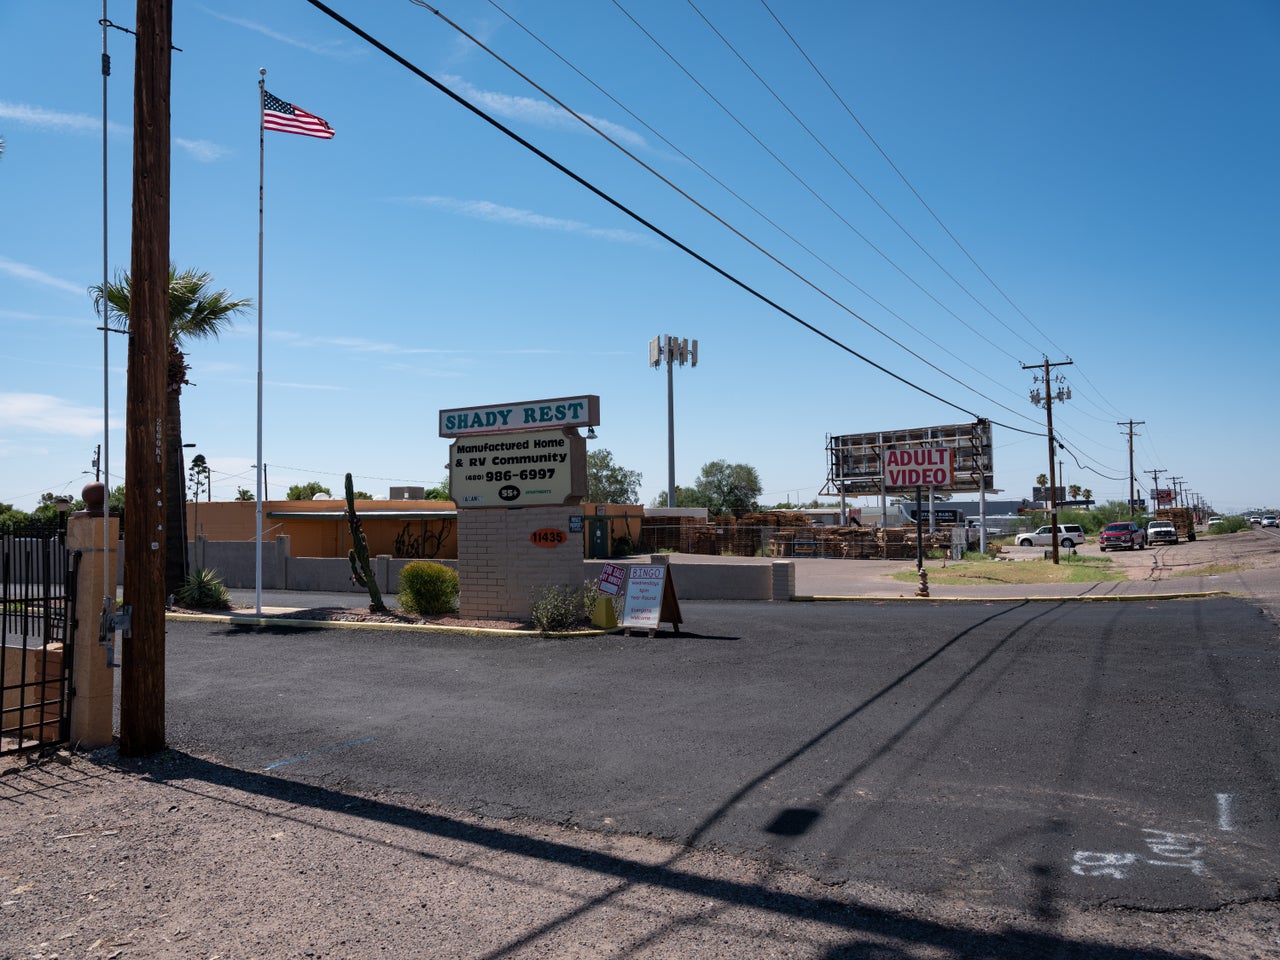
[688,0,1040,359]
[608,0,1029,367]
[757,0,1065,360]
[422,0,1039,424]
[479,0,1035,411]
[305,0,1044,435]
[757,0,1135,424]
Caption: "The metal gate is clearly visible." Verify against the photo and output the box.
[1,526,78,756]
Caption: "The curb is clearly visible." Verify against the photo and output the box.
[165,611,610,638]
[790,591,1231,603]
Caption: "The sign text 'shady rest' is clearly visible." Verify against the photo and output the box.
[439,395,600,437]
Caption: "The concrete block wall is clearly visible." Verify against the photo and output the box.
[458,506,586,619]
[580,559,795,601]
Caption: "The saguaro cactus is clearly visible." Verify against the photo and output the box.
[345,472,387,613]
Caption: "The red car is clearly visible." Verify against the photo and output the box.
[1099,521,1146,551]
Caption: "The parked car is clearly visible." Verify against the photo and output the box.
[1249,516,1262,525]
[1263,515,1279,529]
[1146,520,1179,545]
[1015,524,1086,549]
[1100,521,1146,551]
[1207,516,1224,529]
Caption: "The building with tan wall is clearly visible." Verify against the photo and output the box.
[185,498,457,561]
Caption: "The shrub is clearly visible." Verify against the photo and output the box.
[530,581,597,635]
[1206,516,1249,535]
[174,567,231,610]
[399,561,459,616]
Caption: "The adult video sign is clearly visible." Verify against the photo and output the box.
[449,428,586,507]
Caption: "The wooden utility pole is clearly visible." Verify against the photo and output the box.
[1148,467,1166,511]
[1118,420,1145,516]
[1024,357,1073,564]
[120,0,172,756]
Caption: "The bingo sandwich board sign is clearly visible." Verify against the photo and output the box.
[620,564,682,636]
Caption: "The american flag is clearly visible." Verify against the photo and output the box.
[263,91,335,139]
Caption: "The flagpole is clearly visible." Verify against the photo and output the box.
[255,68,266,617]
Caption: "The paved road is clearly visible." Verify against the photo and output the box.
[164,596,1280,918]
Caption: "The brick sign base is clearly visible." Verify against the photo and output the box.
[456,505,583,620]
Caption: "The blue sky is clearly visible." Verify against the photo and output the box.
[2,1,1277,515]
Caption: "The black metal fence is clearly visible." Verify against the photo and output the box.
[1,525,78,756]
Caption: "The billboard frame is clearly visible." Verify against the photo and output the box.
[821,420,994,497]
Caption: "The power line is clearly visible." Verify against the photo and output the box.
[305,0,1043,435]
[608,0,1030,365]
[757,0,1066,359]
[479,0,1034,410]
[689,0,1041,359]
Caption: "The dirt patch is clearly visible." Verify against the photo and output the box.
[4,748,1277,959]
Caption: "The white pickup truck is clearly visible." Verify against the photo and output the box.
[1015,524,1086,549]
[1146,520,1179,545]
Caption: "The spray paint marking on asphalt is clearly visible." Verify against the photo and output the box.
[264,737,377,771]
[1216,793,1236,832]
[1071,827,1208,880]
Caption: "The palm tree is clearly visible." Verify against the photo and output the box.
[1081,488,1093,510]
[92,266,252,594]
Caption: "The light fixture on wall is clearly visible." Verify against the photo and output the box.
[586,427,597,439]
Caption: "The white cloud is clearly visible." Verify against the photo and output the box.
[176,138,231,162]
[266,381,349,391]
[440,76,647,149]
[0,441,50,459]
[268,330,466,355]
[0,100,126,136]
[198,6,359,58]
[0,394,117,436]
[0,256,87,297]
[400,195,649,245]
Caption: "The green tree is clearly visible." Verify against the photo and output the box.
[586,449,642,504]
[287,481,332,501]
[648,487,707,509]
[0,502,32,533]
[352,490,373,500]
[92,266,251,594]
[1081,488,1093,509]
[235,487,255,501]
[32,493,84,525]
[693,460,762,517]
[108,485,127,517]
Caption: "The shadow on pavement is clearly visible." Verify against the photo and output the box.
[102,748,1191,960]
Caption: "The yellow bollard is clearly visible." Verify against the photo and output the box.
[591,595,618,628]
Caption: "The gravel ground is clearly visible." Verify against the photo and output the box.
[3,748,1277,959]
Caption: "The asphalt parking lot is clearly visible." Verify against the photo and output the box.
[165,594,1280,916]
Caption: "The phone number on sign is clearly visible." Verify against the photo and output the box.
[482,468,556,483]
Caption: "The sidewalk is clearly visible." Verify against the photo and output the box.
[212,553,1259,629]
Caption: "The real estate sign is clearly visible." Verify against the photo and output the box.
[449,428,586,508]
